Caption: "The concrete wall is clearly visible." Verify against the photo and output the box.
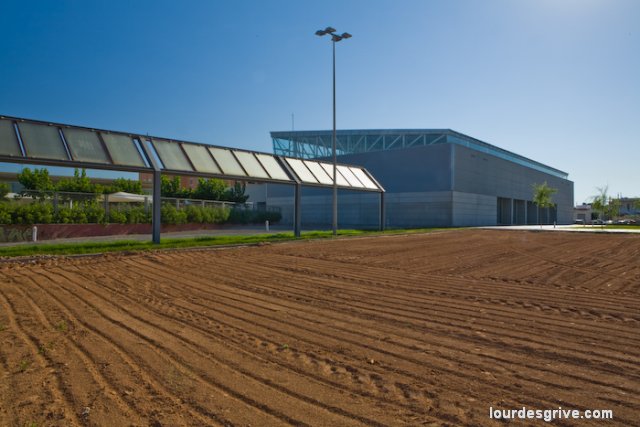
[453,145,574,224]
[334,144,453,192]
[452,192,497,226]
[384,191,452,228]
[256,184,380,229]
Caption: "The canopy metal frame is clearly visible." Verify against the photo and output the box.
[0,115,385,243]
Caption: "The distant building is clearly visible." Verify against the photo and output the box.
[574,204,593,224]
[251,129,574,228]
[618,197,640,216]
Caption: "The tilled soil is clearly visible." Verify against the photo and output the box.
[0,229,638,426]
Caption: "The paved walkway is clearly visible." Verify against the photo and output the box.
[481,224,640,233]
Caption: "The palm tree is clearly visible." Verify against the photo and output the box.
[591,185,608,227]
[532,182,557,227]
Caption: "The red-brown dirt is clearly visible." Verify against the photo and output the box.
[0,229,639,426]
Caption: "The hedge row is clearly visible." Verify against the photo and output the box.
[0,202,281,226]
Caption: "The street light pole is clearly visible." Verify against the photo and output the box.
[316,26,351,236]
[332,37,337,236]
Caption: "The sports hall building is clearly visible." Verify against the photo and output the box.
[248,129,574,228]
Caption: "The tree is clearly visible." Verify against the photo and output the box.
[160,176,192,198]
[160,175,181,197]
[591,185,608,224]
[222,181,249,203]
[104,178,143,195]
[17,168,54,192]
[532,182,557,225]
[56,168,100,193]
[606,197,621,220]
[193,178,226,201]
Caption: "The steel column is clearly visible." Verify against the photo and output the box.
[137,138,163,244]
[510,198,514,225]
[379,191,385,231]
[294,183,302,237]
[332,39,338,236]
[152,170,162,244]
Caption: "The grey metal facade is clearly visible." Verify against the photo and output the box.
[259,130,574,228]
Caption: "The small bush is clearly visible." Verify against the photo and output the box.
[125,206,150,224]
[82,201,106,224]
[12,203,54,225]
[0,204,11,224]
[0,183,10,199]
[185,205,204,223]
[55,205,88,224]
[161,204,188,225]
[108,208,128,224]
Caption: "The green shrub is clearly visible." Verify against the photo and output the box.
[106,206,150,224]
[161,204,188,225]
[204,206,230,223]
[82,201,106,224]
[0,183,10,200]
[56,206,88,224]
[125,206,150,224]
[0,203,12,224]
[108,208,128,224]
[12,203,54,225]
[185,205,204,223]
[0,199,241,226]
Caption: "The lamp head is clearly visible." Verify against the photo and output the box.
[315,30,326,36]
[341,32,352,39]
[325,26,337,33]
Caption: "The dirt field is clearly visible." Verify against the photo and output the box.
[1,229,639,426]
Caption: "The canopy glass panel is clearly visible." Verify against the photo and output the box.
[62,128,110,164]
[337,165,365,187]
[152,139,193,171]
[233,151,270,179]
[303,160,333,185]
[0,119,22,157]
[100,133,146,167]
[285,158,317,183]
[255,154,290,181]
[320,162,349,186]
[17,122,68,160]
[182,143,222,174]
[208,147,246,176]
[350,167,379,190]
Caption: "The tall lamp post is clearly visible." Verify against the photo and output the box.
[315,26,351,236]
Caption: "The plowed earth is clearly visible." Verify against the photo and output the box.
[0,229,639,426]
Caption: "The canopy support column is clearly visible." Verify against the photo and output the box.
[379,191,385,231]
[294,183,302,238]
[152,170,162,244]
[137,138,163,244]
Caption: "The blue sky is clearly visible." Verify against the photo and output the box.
[1,0,638,203]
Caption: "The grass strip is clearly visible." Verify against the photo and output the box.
[0,228,447,258]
